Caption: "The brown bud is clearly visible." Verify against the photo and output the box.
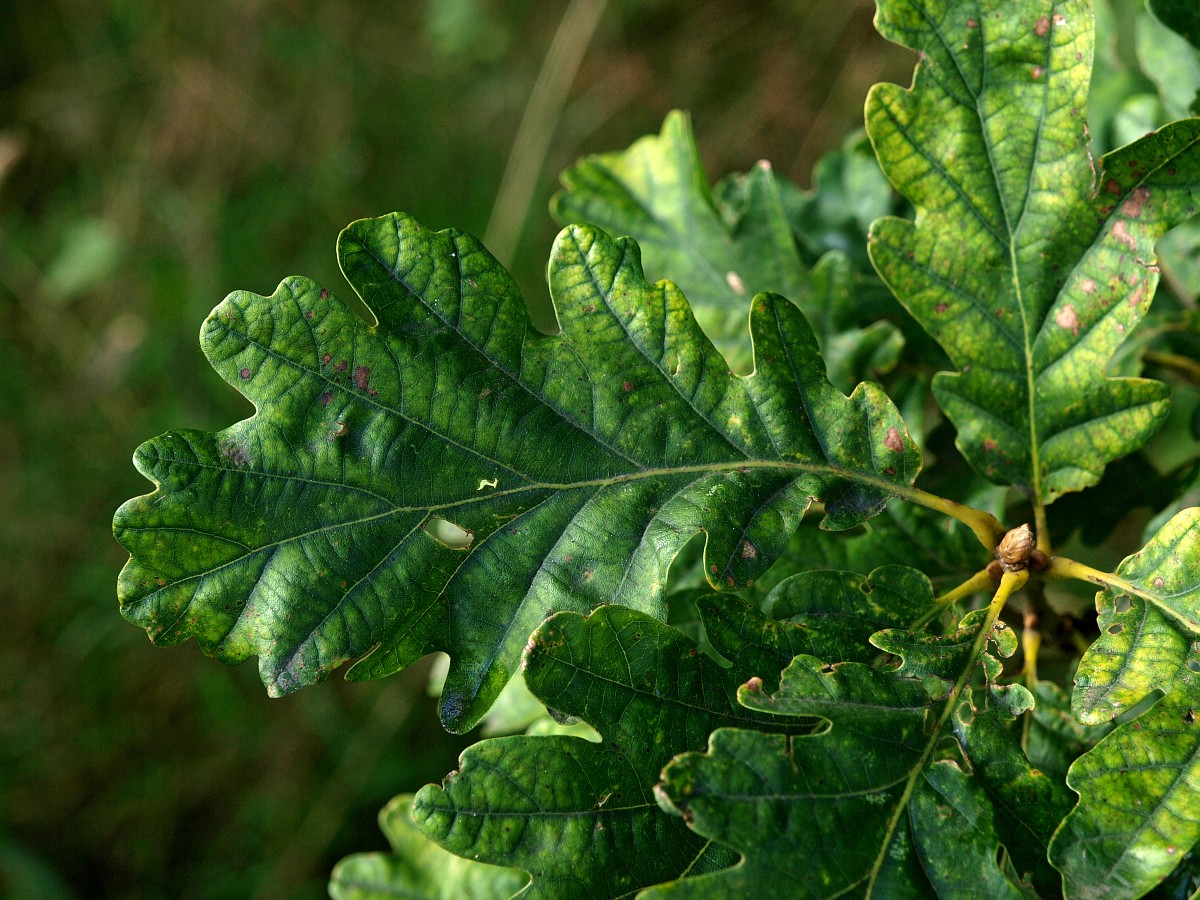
[997,524,1034,572]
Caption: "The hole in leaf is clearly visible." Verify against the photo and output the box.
[1189,660,1200,674]
[1114,689,1165,726]
[425,518,474,549]
[1114,595,1132,613]
[1107,623,1125,635]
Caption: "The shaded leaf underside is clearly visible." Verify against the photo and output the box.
[651,607,1057,898]
[113,213,919,730]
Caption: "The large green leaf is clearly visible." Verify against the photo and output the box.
[866,0,1200,510]
[552,111,903,386]
[113,213,921,731]
[1049,670,1200,899]
[1072,508,1200,724]
[411,605,814,898]
[650,601,1051,897]
[329,794,528,900]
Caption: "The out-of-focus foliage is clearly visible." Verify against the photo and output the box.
[0,0,907,897]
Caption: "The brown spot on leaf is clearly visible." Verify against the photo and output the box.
[1054,13,1066,24]
[221,442,249,467]
[322,353,332,366]
[1032,66,1044,79]
[354,366,371,390]
[1035,16,1050,36]
[741,540,757,560]
[1055,304,1081,335]
[1112,220,1136,250]
[1105,179,1121,195]
[1081,278,1097,294]
[622,381,633,392]
[334,360,348,372]
[884,426,904,453]
[935,303,948,314]
[1154,576,1166,588]
[1122,186,1150,218]
[967,17,978,27]
[239,367,251,379]
[320,391,333,407]
[984,438,997,451]
[319,288,329,299]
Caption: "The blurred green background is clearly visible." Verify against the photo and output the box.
[0,1,910,896]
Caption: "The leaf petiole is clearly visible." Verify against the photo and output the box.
[887,485,1006,551]
[1041,556,1140,597]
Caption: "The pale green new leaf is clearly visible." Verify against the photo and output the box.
[553,110,805,366]
[411,605,813,898]
[867,0,1200,507]
[552,111,904,385]
[1073,508,1200,724]
[113,213,920,731]
[1050,670,1200,899]
[329,794,527,900]
[651,614,1041,897]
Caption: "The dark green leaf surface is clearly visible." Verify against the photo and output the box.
[552,111,904,386]
[651,613,1042,897]
[1150,0,1200,49]
[1050,670,1200,899]
[867,0,1200,505]
[760,498,989,593]
[411,605,809,898]
[954,704,1074,895]
[782,129,900,270]
[113,213,920,730]
[329,794,527,900]
[1072,508,1200,724]
[1027,680,1113,781]
[765,564,937,642]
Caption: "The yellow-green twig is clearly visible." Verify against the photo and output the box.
[910,568,997,630]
